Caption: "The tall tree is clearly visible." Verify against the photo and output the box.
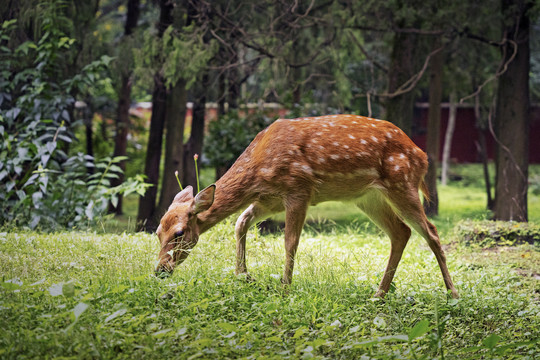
[385,31,420,135]
[137,0,174,231]
[109,0,141,215]
[423,40,444,216]
[493,0,531,222]
[182,74,208,190]
[136,0,216,230]
[156,78,188,217]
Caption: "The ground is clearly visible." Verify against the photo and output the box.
[0,165,539,359]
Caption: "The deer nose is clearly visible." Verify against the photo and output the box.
[175,230,184,238]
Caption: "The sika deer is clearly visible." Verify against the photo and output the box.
[155,115,459,299]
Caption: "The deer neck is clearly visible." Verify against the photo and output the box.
[197,169,256,234]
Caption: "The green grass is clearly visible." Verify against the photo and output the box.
[1,165,539,359]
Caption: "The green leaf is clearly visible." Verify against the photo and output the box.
[62,282,75,297]
[1,280,22,291]
[72,302,89,320]
[153,328,173,337]
[482,333,501,349]
[104,308,127,323]
[408,319,430,341]
[293,327,307,339]
[217,322,237,332]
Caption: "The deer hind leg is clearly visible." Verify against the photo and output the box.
[357,191,412,298]
[386,187,459,299]
[282,194,310,285]
[235,203,272,277]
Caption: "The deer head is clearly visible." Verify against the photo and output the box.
[155,185,215,276]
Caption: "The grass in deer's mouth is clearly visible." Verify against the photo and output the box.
[1,221,538,359]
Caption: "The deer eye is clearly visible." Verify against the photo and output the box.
[174,230,185,239]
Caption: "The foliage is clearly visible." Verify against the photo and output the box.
[204,110,274,169]
[0,19,149,229]
[0,218,538,358]
[456,220,540,248]
[133,23,217,90]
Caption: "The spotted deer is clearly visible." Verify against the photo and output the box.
[155,114,459,299]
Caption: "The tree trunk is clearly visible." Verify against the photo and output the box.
[157,80,188,217]
[493,0,530,222]
[386,31,419,136]
[108,74,131,214]
[228,62,240,110]
[136,0,174,231]
[84,103,93,165]
[108,0,140,215]
[441,90,457,186]
[423,39,443,216]
[182,74,207,190]
[474,96,494,210]
[137,75,167,231]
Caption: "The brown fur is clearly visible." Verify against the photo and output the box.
[155,115,459,299]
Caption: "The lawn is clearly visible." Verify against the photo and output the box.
[1,165,539,359]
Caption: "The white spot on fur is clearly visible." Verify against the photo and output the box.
[318,157,326,163]
[399,153,406,159]
[316,132,323,136]
[344,145,349,149]
[301,164,313,174]
[330,154,340,160]
[348,134,355,140]
[388,156,394,162]
[394,165,400,171]
[370,136,378,143]
[360,139,367,145]
[386,132,392,139]
[260,168,271,175]
[333,141,339,146]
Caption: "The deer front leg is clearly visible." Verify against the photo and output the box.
[235,203,267,277]
[282,195,309,285]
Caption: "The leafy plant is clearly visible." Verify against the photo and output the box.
[204,110,274,169]
[456,220,540,247]
[0,18,149,229]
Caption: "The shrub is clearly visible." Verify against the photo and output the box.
[204,109,274,169]
[0,19,149,229]
[456,220,540,247]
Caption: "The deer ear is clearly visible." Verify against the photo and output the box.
[173,185,194,204]
[192,184,216,215]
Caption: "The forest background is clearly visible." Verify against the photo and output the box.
[2,1,540,358]
[1,0,539,230]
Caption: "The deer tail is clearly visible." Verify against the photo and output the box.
[419,178,431,204]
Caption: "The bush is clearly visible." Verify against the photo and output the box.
[456,220,540,247]
[0,19,149,229]
[204,109,274,169]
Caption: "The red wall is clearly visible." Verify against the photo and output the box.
[411,105,540,164]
